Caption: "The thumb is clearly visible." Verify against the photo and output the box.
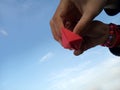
[73,13,93,35]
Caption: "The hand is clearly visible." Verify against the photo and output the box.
[74,21,109,55]
[50,0,108,43]
[50,0,79,43]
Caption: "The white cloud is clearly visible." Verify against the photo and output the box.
[40,52,54,62]
[49,61,91,81]
[0,29,8,36]
[48,57,120,90]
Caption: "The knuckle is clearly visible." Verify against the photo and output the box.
[50,19,54,26]
[53,35,59,41]
[52,16,58,22]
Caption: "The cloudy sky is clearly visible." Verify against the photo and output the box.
[0,0,120,90]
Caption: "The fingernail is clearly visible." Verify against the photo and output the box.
[74,50,83,56]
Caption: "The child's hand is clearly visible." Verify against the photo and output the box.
[50,0,108,43]
[74,21,109,55]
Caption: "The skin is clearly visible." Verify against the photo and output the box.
[73,21,110,55]
[50,0,115,55]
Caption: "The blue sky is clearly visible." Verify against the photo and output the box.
[0,0,120,90]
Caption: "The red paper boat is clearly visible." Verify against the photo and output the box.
[61,28,83,50]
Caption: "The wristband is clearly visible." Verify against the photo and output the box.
[102,23,120,48]
[112,25,120,47]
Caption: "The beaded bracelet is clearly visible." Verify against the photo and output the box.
[102,23,120,48]
[112,25,120,47]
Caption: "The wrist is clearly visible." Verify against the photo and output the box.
[101,24,109,44]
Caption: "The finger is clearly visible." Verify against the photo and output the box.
[73,37,94,56]
[73,13,93,35]
[74,49,84,56]
[73,40,90,56]
[51,0,66,42]
[50,20,61,42]
[54,16,64,34]
[73,41,85,56]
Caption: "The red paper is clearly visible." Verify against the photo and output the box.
[61,28,83,50]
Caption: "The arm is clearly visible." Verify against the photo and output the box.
[75,21,120,56]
